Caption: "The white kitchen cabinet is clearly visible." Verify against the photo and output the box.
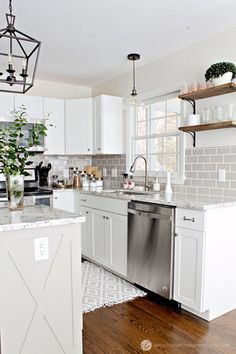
[92,209,110,267]
[174,227,205,312]
[80,206,93,258]
[65,98,93,154]
[80,194,128,277]
[44,97,65,155]
[53,190,76,213]
[14,94,43,122]
[93,95,123,154]
[0,92,14,120]
[108,212,127,277]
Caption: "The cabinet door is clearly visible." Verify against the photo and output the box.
[174,227,205,312]
[107,213,127,277]
[92,210,109,267]
[81,206,93,258]
[0,93,14,120]
[102,95,123,154]
[44,98,65,155]
[14,94,43,122]
[53,190,75,213]
[65,98,93,154]
[93,96,102,153]
[93,95,123,154]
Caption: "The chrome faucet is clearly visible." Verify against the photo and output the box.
[130,155,150,191]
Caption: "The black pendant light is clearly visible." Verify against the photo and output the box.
[0,0,41,94]
[128,53,140,98]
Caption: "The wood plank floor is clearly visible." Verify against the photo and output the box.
[83,295,236,354]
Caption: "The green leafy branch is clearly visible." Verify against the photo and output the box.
[0,106,49,176]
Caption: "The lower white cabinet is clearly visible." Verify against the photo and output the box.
[53,190,76,213]
[80,201,127,277]
[174,226,205,312]
[80,206,93,258]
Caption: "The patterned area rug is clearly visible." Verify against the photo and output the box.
[82,261,147,313]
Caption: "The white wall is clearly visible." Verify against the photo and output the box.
[28,79,92,99]
[92,27,236,148]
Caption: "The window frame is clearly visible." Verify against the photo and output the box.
[126,84,186,185]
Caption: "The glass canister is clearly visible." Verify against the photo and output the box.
[81,172,89,189]
[73,171,82,188]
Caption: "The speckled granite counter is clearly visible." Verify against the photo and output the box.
[0,205,85,232]
[76,189,236,210]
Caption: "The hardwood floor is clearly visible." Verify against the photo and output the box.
[83,295,236,354]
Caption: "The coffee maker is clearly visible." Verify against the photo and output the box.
[36,162,52,186]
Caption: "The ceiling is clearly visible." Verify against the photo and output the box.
[1,0,236,87]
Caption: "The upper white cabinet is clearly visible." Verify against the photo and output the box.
[0,93,14,120]
[44,98,65,155]
[93,95,123,154]
[65,98,93,154]
[14,94,43,123]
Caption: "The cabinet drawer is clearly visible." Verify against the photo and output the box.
[90,195,128,216]
[176,208,206,232]
[79,194,91,206]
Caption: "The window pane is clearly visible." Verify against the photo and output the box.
[166,116,177,132]
[150,118,165,134]
[135,139,146,154]
[150,154,163,171]
[150,101,166,118]
[164,154,177,172]
[167,98,181,116]
[137,121,146,136]
[137,106,146,121]
[164,136,177,153]
[149,137,163,153]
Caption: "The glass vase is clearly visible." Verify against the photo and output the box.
[5,175,24,211]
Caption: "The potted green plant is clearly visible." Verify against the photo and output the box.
[0,106,48,211]
[205,62,236,86]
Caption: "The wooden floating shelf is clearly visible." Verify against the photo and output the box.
[178,82,236,101]
[179,120,236,133]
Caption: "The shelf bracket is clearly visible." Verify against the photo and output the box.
[183,98,196,114]
[186,131,196,147]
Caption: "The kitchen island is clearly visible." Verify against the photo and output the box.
[0,205,85,354]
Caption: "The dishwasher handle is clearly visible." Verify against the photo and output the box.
[128,208,172,221]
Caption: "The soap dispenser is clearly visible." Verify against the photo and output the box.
[152,176,160,192]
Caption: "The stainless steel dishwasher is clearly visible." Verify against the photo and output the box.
[127,201,175,299]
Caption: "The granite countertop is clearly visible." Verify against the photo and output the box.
[0,205,85,232]
[77,189,236,210]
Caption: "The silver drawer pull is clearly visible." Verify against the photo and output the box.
[183,216,195,222]
[81,199,87,202]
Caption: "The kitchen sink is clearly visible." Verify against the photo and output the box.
[116,190,148,195]
[102,189,156,196]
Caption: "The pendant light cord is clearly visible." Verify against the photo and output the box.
[133,60,136,91]
[9,0,13,15]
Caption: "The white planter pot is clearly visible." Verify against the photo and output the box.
[187,114,200,126]
[212,72,233,86]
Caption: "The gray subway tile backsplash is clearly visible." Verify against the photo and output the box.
[33,144,236,197]
[183,145,236,197]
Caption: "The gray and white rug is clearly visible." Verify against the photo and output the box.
[82,261,147,313]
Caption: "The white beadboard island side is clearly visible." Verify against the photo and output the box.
[0,205,85,354]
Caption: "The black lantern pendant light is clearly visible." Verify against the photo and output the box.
[0,0,41,93]
[128,53,140,98]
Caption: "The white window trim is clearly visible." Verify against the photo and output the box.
[126,82,187,185]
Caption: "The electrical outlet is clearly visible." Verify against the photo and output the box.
[111,168,117,177]
[218,169,226,182]
[34,237,49,261]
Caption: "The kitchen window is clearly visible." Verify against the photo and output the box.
[128,91,185,183]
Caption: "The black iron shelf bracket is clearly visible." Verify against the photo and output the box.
[183,98,196,114]
[186,131,196,147]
